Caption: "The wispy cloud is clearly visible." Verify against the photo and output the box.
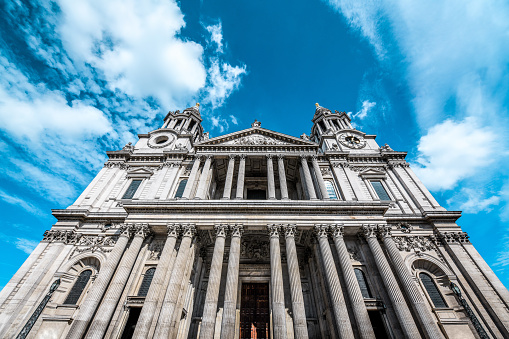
[15,238,39,254]
[353,100,376,120]
[0,189,45,216]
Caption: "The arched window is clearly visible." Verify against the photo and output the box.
[64,270,92,304]
[354,268,372,298]
[419,273,447,308]
[325,181,338,199]
[137,268,156,297]
[174,179,188,198]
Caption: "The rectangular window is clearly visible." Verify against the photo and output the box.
[371,180,391,201]
[325,181,338,199]
[122,180,142,199]
[174,179,188,198]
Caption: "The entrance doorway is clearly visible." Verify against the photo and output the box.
[240,283,270,339]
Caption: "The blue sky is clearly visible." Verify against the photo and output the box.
[0,0,508,289]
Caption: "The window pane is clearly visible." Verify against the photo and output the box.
[137,268,156,297]
[122,180,142,199]
[174,179,188,198]
[354,269,372,298]
[371,181,391,201]
[325,181,338,199]
[64,270,92,304]
[420,273,447,308]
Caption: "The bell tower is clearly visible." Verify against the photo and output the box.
[162,103,204,142]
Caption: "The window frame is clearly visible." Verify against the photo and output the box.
[369,180,392,201]
[354,268,373,299]
[137,267,156,297]
[419,272,448,309]
[324,180,339,200]
[121,179,143,199]
[174,179,188,199]
[63,269,93,305]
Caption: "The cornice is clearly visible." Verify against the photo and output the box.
[52,209,127,222]
[423,211,462,223]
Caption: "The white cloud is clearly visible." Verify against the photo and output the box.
[0,189,45,216]
[206,23,224,53]
[204,61,247,109]
[447,188,500,214]
[412,118,496,191]
[15,238,39,254]
[353,100,376,120]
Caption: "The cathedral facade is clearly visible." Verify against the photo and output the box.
[0,104,508,339]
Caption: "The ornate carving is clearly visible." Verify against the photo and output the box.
[314,224,329,239]
[251,119,261,127]
[300,133,309,140]
[104,161,129,170]
[393,236,435,254]
[241,236,269,260]
[377,225,392,238]
[133,223,151,238]
[379,143,393,151]
[181,224,196,238]
[396,222,412,233]
[230,224,244,237]
[350,166,386,173]
[267,224,280,238]
[148,239,165,260]
[283,224,297,238]
[330,224,344,238]
[320,167,332,176]
[122,142,135,152]
[42,230,81,244]
[75,235,117,253]
[167,224,180,238]
[225,134,287,146]
[347,247,362,261]
[436,231,470,244]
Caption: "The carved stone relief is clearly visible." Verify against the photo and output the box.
[393,236,435,255]
[225,135,288,146]
[148,239,165,260]
[241,236,270,261]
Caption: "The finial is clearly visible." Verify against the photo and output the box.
[315,103,319,107]
[251,119,261,127]
[196,103,200,107]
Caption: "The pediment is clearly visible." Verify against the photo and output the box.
[126,167,154,179]
[197,127,317,147]
[358,168,386,179]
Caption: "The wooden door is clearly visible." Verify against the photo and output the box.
[240,283,270,339]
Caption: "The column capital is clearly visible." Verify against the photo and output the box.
[181,224,197,238]
[267,224,281,238]
[314,224,329,238]
[361,224,378,239]
[230,224,244,237]
[166,223,180,238]
[377,225,392,239]
[134,223,151,239]
[283,224,297,238]
[228,154,236,160]
[276,154,285,160]
[300,155,309,161]
[330,224,344,238]
[266,154,273,159]
[311,154,318,161]
[120,223,135,238]
[214,224,228,238]
[239,154,246,160]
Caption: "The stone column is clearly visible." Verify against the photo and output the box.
[379,226,444,339]
[222,155,236,199]
[220,224,243,338]
[277,155,289,200]
[196,155,213,199]
[300,156,317,200]
[183,156,202,199]
[283,225,308,339]
[330,225,375,339]
[66,225,132,339]
[86,225,150,339]
[153,224,196,338]
[235,155,246,199]
[360,225,421,338]
[314,224,354,338]
[267,154,276,200]
[132,224,180,339]
[311,156,329,200]
[268,224,287,339]
[199,225,227,339]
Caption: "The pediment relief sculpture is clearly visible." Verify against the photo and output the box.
[224,134,289,146]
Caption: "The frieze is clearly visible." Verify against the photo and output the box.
[104,161,129,170]
[436,231,470,245]
[396,222,412,233]
[148,239,165,260]
[42,230,81,244]
[225,135,288,146]
[241,235,270,260]
[320,167,332,177]
[75,235,118,253]
[350,166,387,173]
[347,247,363,262]
[393,236,435,254]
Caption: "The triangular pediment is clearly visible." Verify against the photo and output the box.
[197,127,317,147]
[126,167,154,179]
[358,168,386,179]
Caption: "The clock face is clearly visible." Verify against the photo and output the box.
[338,133,366,149]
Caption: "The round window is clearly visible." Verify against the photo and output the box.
[155,136,169,144]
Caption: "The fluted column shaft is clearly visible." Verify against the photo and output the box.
[268,225,287,339]
[311,156,329,200]
[86,225,149,339]
[235,155,246,199]
[199,225,227,339]
[133,225,180,339]
[222,156,236,199]
[380,227,444,339]
[315,225,354,338]
[277,155,289,200]
[220,225,243,338]
[330,225,375,339]
[300,156,317,200]
[66,226,132,339]
[361,225,420,338]
[153,224,196,338]
[267,155,276,200]
[284,225,309,339]
[196,155,212,199]
[183,157,202,199]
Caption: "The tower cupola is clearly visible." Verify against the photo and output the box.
[311,103,353,142]
[162,103,204,142]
